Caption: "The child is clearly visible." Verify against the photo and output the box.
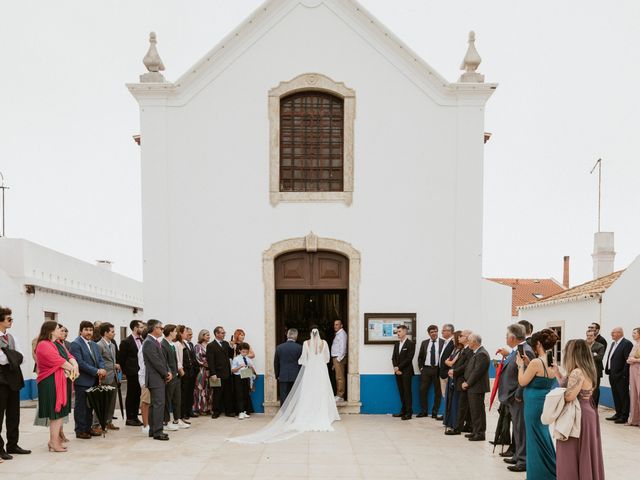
[231,342,256,419]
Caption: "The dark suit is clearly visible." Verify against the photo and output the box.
[606,337,633,420]
[206,339,234,415]
[142,336,169,437]
[439,338,456,379]
[452,346,473,431]
[0,333,24,453]
[161,339,181,422]
[69,337,104,434]
[392,339,415,417]
[181,341,197,417]
[119,334,142,421]
[464,346,490,436]
[595,334,608,351]
[417,338,444,415]
[274,340,303,404]
[590,341,606,406]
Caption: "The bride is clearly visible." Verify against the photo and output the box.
[229,328,340,444]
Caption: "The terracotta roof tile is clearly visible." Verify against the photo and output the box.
[487,278,566,316]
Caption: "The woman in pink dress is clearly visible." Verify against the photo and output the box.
[627,327,640,427]
[555,339,605,480]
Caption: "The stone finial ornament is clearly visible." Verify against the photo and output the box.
[458,31,485,83]
[140,31,166,83]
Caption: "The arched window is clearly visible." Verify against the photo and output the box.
[279,92,344,193]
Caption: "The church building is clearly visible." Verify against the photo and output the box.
[128,0,497,413]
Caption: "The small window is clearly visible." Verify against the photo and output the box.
[44,311,57,322]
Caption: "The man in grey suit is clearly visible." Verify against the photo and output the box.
[274,329,303,404]
[497,324,535,473]
[142,319,172,441]
[586,329,606,406]
[462,333,490,441]
[96,322,121,431]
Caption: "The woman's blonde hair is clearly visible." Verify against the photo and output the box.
[233,329,245,343]
[563,339,598,387]
[197,329,210,344]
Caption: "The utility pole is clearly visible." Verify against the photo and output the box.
[590,158,602,232]
[0,172,8,237]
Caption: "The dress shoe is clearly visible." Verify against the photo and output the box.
[0,450,13,460]
[503,458,517,465]
[392,413,404,418]
[444,429,461,435]
[614,418,628,424]
[153,434,170,441]
[499,450,515,458]
[468,434,485,441]
[464,433,475,438]
[106,422,120,431]
[605,415,619,421]
[416,412,428,418]
[461,426,473,433]
[211,412,220,419]
[126,419,143,427]
[225,413,236,418]
[435,415,444,421]
[7,446,31,455]
[507,464,526,472]
[90,428,103,436]
[401,415,412,420]
[75,432,91,440]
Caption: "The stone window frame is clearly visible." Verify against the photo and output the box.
[269,73,355,206]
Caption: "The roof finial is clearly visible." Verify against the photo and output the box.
[140,32,166,83]
[458,31,484,83]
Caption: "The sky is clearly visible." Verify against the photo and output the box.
[0,0,638,285]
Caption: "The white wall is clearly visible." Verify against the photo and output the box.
[601,256,640,341]
[481,279,513,358]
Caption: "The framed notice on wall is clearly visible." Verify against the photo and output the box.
[364,313,417,345]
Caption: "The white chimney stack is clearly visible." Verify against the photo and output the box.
[592,232,615,279]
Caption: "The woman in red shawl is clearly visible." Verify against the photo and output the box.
[35,321,79,452]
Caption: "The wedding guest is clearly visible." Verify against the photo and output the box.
[137,337,151,435]
[230,329,255,359]
[391,324,415,420]
[517,328,558,479]
[518,320,533,346]
[120,320,145,426]
[627,327,640,427]
[0,307,31,459]
[177,326,197,421]
[92,321,102,342]
[461,333,490,441]
[589,323,608,350]
[585,329,605,406]
[417,325,443,418]
[605,326,633,423]
[555,340,605,480]
[445,329,473,436]
[275,328,303,404]
[60,326,72,352]
[498,324,535,473]
[35,321,78,453]
[231,343,257,420]
[443,330,463,434]
[69,321,106,439]
[193,329,211,416]
[331,319,348,402]
[207,326,235,418]
[142,319,171,441]
[161,325,188,430]
[438,324,456,408]
[97,322,120,431]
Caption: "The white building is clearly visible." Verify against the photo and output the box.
[0,238,143,400]
[128,0,498,413]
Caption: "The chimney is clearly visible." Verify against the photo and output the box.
[592,232,615,279]
[96,260,113,271]
[562,256,570,288]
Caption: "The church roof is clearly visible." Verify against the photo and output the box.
[487,278,566,316]
[128,0,497,106]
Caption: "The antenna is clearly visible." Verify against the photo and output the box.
[0,172,8,237]
[589,158,602,232]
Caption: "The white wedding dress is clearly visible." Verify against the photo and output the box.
[229,329,340,444]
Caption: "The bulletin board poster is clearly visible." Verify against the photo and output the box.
[364,313,416,344]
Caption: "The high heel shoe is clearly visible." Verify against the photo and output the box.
[59,433,69,443]
[48,442,67,453]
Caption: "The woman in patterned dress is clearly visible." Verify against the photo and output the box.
[193,329,212,415]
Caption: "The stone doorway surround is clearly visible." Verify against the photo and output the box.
[263,232,361,414]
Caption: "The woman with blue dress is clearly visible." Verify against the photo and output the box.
[517,328,559,480]
[443,331,463,433]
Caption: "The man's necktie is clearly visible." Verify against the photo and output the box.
[243,356,248,366]
[430,342,436,366]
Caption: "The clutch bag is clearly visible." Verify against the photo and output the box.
[208,376,221,387]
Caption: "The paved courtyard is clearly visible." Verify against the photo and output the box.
[1,405,634,479]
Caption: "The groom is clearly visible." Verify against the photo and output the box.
[392,324,415,420]
[274,329,303,404]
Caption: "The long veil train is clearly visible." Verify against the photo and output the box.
[229,328,340,444]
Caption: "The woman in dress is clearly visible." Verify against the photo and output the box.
[229,327,339,444]
[443,330,463,433]
[517,328,558,480]
[230,329,255,359]
[555,339,605,479]
[193,329,211,416]
[34,321,79,453]
[627,327,640,427]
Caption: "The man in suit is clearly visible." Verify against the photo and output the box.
[605,327,633,423]
[518,320,533,347]
[392,324,415,420]
[417,325,444,418]
[438,323,456,398]
[119,320,145,426]
[96,322,120,431]
[180,326,198,419]
[274,328,303,404]
[589,322,608,351]
[142,319,171,440]
[446,329,473,435]
[462,333,490,441]
[497,324,535,473]
[586,329,606,407]
[206,326,234,418]
[69,321,106,439]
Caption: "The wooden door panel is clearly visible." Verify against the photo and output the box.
[275,251,348,290]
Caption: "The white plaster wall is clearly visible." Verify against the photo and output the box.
[601,256,640,340]
[481,279,513,359]
[137,3,488,374]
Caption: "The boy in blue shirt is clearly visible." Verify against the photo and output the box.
[231,343,256,419]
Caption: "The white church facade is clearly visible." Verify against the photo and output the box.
[128,0,497,413]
